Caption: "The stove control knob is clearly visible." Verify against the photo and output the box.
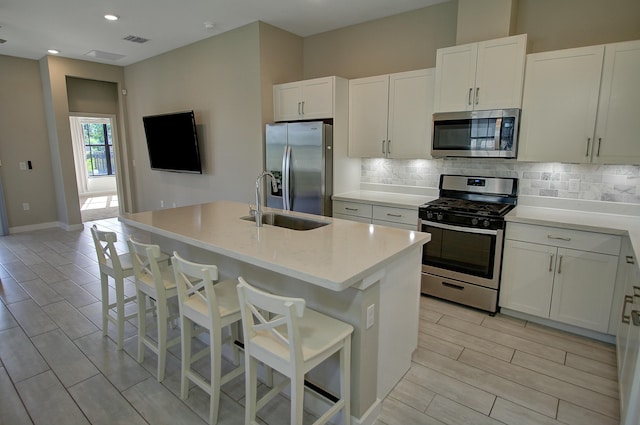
[426,211,433,220]
[436,213,443,221]
[483,219,490,227]
[471,218,479,226]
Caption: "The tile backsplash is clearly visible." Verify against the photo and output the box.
[361,158,640,204]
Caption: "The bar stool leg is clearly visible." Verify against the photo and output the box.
[342,338,351,425]
[180,316,192,400]
[100,273,109,338]
[115,277,126,350]
[137,290,147,364]
[156,298,168,382]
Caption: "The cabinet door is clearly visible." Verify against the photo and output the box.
[550,248,618,333]
[300,77,334,120]
[348,75,390,157]
[274,82,302,121]
[388,69,434,159]
[619,263,640,425]
[518,45,604,163]
[594,40,640,164]
[434,43,477,113]
[475,34,527,110]
[499,240,555,317]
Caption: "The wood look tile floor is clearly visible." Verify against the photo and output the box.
[0,218,620,425]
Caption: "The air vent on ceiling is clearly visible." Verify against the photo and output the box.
[123,35,149,44]
[84,50,126,61]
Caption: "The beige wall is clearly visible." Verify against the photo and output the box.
[123,22,266,212]
[303,1,458,79]
[66,77,119,114]
[516,0,640,53]
[0,55,58,228]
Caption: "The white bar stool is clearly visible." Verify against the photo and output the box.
[172,252,244,425]
[90,225,136,350]
[128,237,180,382]
[237,277,354,425]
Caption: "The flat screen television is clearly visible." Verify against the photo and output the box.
[142,110,202,174]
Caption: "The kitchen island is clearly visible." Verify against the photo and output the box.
[120,200,430,425]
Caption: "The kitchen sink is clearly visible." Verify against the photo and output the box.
[241,212,329,231]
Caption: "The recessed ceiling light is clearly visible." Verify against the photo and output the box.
[48,49,60,54]
[104,14,119,21]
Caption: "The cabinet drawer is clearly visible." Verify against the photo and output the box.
[333,201,372,219]
[506,222,621,255]
[372,205,417,226]
[333,213,371,224]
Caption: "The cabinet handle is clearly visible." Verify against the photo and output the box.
[633,310,640,326]
[626,256,635,264]
[547,235,571,241]
[585,138,591,157]
[301,101,305,115]
[442,282,465,291]
[382,140,386,155]
[345,207,359,212]
[387,140,391,155]
[297,102,302,115]
[634,286,640,299]
[386,213,402,218]
[475,87,480,105]
[468,88,473,106]
[597,137,602,156]
[557,255,563,274]
[622,295,633,324]
[549,254,554,272]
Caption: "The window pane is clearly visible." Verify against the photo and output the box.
[86,146,109,176]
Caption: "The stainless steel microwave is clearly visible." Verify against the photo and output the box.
[431,109,520,158]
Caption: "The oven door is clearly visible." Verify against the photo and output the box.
[421,219,503,289]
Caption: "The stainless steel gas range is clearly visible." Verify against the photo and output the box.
[418,174,518,314]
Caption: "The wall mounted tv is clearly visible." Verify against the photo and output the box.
[142,110,202,174]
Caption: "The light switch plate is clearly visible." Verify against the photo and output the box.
[366,304,375,329]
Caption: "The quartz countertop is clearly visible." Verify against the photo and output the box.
[506,205,640,256]
[121,200,430,291]
[333,190,435,209]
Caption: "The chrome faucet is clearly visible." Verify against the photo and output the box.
[253,171,276,227]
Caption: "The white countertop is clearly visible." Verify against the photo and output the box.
[333,190,435,209]
[121,200,430,292]
[506,205,640,256]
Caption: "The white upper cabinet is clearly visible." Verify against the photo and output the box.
[434,34,527,112]
[518,39,640,164]
[273,76,334,121]
[594,40,640,164]
[349,69,434,159]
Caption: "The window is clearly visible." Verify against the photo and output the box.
[83,123,115,176]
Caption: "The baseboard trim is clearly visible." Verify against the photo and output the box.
[9,221,84,234]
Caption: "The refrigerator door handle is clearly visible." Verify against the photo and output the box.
[282,145,292,210]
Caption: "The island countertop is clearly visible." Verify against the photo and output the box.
[120,200,430,291]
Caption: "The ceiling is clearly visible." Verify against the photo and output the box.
[0,0,447,66]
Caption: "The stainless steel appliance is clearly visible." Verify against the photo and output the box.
[419,175,518,314]
[431,109,520,158]
[265,121,333,216]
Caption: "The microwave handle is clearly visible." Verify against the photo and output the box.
[494,117,503,150]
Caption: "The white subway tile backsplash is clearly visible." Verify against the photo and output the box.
[360,158,640,205]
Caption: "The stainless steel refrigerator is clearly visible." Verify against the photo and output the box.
[265,121,333,216]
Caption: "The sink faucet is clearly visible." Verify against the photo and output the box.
[254,171,276,227]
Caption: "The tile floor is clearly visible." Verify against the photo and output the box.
[0,217,620,425]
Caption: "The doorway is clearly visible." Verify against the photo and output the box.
[69,115,121,222]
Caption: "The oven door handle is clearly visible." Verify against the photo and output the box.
[422,220,498,236]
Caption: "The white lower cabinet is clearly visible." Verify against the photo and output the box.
[616,239,640,425]
[500,223,620,333]
[333,200,418,230]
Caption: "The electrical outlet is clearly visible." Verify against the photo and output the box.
[569,179,580,193]
[366,304,375,329]
[172,202,177,208]
[160,200,164,208]
[22,202,30,211]
[19,162,26,170]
